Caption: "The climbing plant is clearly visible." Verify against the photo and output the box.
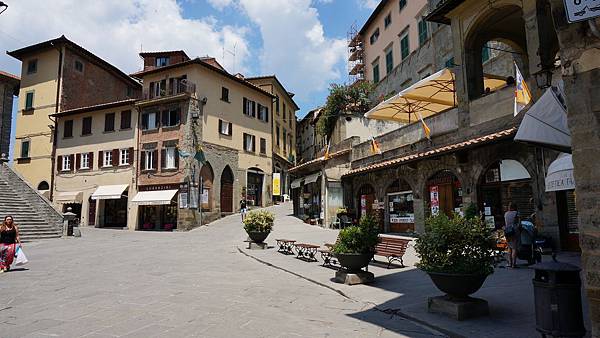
[316,81,375,138]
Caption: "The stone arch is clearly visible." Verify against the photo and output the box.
[463,4,528,100]
[37,181,50,191]
[200,162,214,211]
[220,165,234,213]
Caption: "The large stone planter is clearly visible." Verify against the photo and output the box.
[335,253,373,272]
[247,231,270,244]
[427,272,489,299]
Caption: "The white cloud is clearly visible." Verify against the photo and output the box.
[238,0,347,107]
[359,0,379,10]
[0,0,250,75]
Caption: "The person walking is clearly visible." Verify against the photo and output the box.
[0,215,21,273]
[240,197,248,222]
[504,202,520,268]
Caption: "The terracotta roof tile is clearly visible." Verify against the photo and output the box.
[344,127,517,177]
[0,70,20,81]
[289,149,351,173]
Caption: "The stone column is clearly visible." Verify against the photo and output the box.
[548,2,600,334]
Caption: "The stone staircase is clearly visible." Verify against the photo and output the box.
[0,162,63,242]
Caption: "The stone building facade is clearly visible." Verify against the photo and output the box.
[0,71,19,158]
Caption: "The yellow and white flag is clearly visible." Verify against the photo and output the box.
[370,137,382,155]
[323,141,330,160]
[417,112,431,140]
[514,62,532,116]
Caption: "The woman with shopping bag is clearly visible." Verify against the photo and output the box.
[0,215,21,273]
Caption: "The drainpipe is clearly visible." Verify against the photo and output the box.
[49,43,64,201]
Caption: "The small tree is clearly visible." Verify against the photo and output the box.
[317,81,375,138]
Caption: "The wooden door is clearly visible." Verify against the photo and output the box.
[438,184,454,217]
[220,167,234,213]
[88,198,96,226]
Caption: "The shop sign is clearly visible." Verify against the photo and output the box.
[273,173,281,196]
[430,186,439,215]
[485,216,495,228]
[201,189,209,204]
[390,216,414,224]
[179,183,189,209]
[563,0,600,23]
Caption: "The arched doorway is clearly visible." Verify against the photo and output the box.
[386,179,414,233]
[247,167,264,207]
[479,159,533,229]
[357,184,376,219]
[220,166,234,213]
[200,163,214,211]
[426,170,462,217]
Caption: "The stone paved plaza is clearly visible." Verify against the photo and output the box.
[0,204,444,338]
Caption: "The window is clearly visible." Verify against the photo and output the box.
[260,138,266,154]
[80,153,90,169]
[63,120,73,138]
[221,87,229,102]
[120,110,131,130]
[163,147,177,169]
[399,0,406,11]
[283,103,287,118]
[372,61,380,83]
[156,57,170,67]
[103,150,113,167]
[276,95,280,114]
[283,132,287,152]
[243,98,256,117]
[289,110,293,128]
[25,92,34,110]
[385,46,394,75]
[141,111,158,130]
[119,148,129,166]
[104,113,115,132]
[82,116,92,135]
[143,150,155,170]
[276,125,280,146]
[27,59,37,74]
[127,87,134,97]
[62,155,71,171]
[400,33,410,60]
[219,119,232,136]
[257,104,269,122]
[162,108,180,127]
[243,133,255,152]
[74,60,84,72]
[384,13,392,28]
[369,28,380,45]
[482,43,491,63]
[20,140,30,158]
[445,57,455,68]
[418,18,429,46]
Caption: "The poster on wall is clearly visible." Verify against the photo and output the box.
[179,192,188,209]
[272,173,281,196]
[189,186,199,209]
[201,189,209,204]
[361,195,367,217]
[430,186,439,215]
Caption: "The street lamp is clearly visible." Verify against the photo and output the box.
[0,2,7,16]
[533,68,553,89]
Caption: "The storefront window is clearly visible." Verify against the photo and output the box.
[387,179,414,233]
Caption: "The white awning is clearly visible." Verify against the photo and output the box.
[303,172,321,185]
[55,191,83,203]
[131,190,178,205]
[515,86,571,152]
[546,153,575,192]
[91,184,129,200]
[290,178,303,189]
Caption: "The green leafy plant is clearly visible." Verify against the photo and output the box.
[464,202,478,219]
[243,210,275,233]
[414,213,495,275]
[316,81,375,138]
[332,215,380,254]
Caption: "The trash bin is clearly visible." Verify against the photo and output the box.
[532,257,586,338]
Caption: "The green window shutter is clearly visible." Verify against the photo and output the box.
[373,64,380,83]
[419,20,428,46]
[386,50,393,74]
[482,43,490,62]
[25,92,34,110]
[401,36,410,60]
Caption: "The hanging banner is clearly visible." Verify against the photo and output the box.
[430,186,439,215]
[273,173,281,196]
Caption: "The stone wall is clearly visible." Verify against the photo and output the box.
[0,162,63,230]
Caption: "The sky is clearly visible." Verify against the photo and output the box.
[0,0,378,117]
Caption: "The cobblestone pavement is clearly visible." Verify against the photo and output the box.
[0,204,445,338]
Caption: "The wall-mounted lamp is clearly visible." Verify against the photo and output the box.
[533,68,553,89]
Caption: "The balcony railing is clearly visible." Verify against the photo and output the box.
[143,80,196,100]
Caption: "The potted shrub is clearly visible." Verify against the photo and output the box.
[243,210,275,243]
[414,213,495,299]
[332,215,379,272]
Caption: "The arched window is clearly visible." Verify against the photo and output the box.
[37,181,50,191]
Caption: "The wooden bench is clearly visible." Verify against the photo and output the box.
[294,243,320,262]
[275,239,296,255]
[374,236,410,268]
[318,236,341,267]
